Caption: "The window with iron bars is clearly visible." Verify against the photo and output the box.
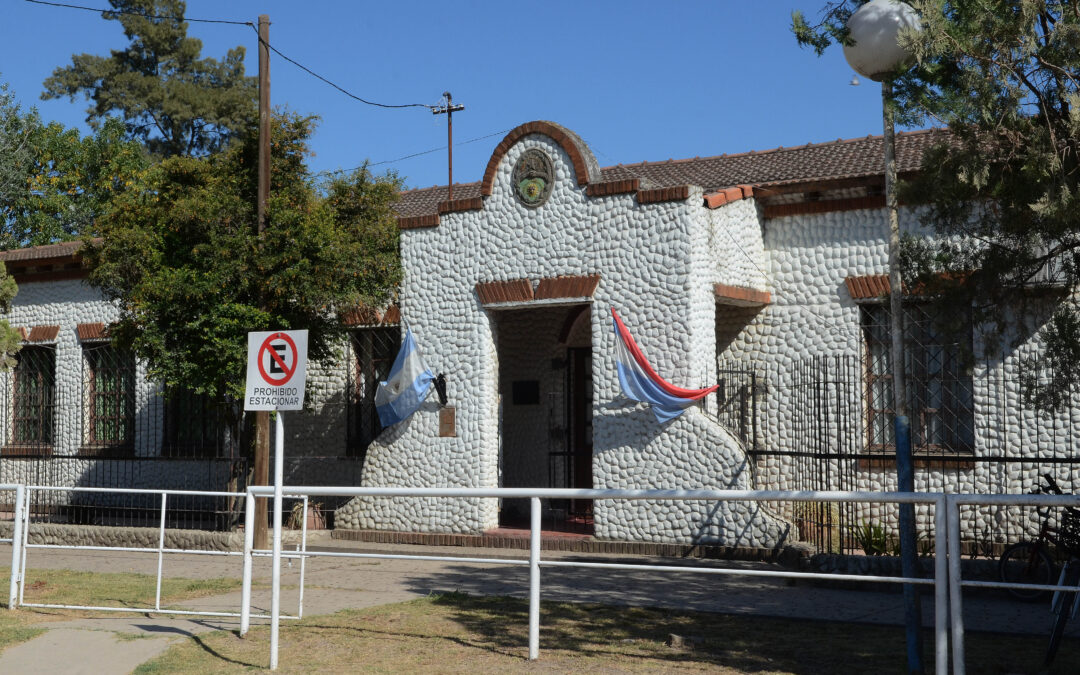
[161,386,231,457]
[347,326,400,458]
[861,303,975,455]
[9,345,56,452]
[83,344,135,453]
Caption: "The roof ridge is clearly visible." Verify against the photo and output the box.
[398,181,481,197]
[600,127,943,172]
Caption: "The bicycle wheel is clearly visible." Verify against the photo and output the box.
[999,541,1055,601]
[1044,562,1080,668]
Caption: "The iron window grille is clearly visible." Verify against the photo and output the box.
[9,345,57,453]
[861,303,975,455]
[82,344,135,453]
[347,326,400,458]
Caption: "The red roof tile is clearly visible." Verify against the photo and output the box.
[396,129,943,219]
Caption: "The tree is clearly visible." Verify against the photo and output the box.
[6,118,146,249]
[43,0,255,158]
[793,1,1080,409]
[1,78,146,248]
[0,83,31,367]
[0,82,36,215]
[85,112,402,413]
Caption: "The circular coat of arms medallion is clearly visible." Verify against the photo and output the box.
[512,149,554,208]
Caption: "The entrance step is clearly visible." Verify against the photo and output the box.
[330,527,783,560]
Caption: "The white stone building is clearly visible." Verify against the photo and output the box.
[2,120,1073,547]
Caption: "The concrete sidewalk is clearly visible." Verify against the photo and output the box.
[0,534,1072,673]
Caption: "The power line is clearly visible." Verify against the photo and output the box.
[24,0,253,25]
[248,25,434,111]
[26,0,437,111]
[316,129,512,177]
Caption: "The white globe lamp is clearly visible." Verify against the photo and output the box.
[843,0,921,81]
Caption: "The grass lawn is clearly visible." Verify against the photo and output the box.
[1,567,1078,673]
[131,592,1080,675]
[0,566,242,653]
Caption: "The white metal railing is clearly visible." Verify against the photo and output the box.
[245,486,949,673]
[943,491,1080,675]
[1,484,23,609]
[5,485,309,620]
[5,483,1080,675]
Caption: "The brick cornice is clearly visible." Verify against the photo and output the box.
[845,274,891,300]
[397,214,440,230]
[27,325,59,342]
[585,179,639,197]
[438,196,484,214]
[342,304,401,327]
[534,274,601,300]
[76,322,107,340]
[714,283,771,307]
[475,279,534,305]
[481,121,600,197]
[636,185,690,204]
[704,185,754,209]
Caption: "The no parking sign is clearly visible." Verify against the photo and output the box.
[244,330,308,411]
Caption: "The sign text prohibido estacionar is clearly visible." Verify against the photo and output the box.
[244,330,309,411]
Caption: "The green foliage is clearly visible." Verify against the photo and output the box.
[11,118,147,248]
[851,521,890,556]
[1,78,147,248]
[85,112,402,404]
[795,1,1080,409]
[0,81,37,215]
[42,0,255,158]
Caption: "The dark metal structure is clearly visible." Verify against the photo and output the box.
[718,345,1080,556]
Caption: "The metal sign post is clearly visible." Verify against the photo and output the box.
[244,330,307,670]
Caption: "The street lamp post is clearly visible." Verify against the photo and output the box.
[843,2,924,673]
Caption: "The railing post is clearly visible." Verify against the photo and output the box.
[155,492,167,612]
[19,487,30,607]
[947,495,965,675]
[529,496,541,660]
[298,495,308,619]
[933,495,948,675]
[241,489,255,636]
[270,412,285,670]
[8,485,24,609]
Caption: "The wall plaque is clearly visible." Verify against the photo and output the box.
[439,407,457,437]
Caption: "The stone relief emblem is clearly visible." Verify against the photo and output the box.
[512,148,554,208]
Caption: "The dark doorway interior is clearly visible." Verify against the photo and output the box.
[495,305,593,533]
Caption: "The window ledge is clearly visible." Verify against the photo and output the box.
[1,445,53,457]
[858,455,974,471]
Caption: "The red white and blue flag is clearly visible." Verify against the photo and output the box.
[612,308,718,423]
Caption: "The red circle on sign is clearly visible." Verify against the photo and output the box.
[257,333,298,386]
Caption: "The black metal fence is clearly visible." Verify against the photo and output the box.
[718,346,1080,557]
[0,326,402,531]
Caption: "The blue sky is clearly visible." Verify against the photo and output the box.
[2,0,914,191]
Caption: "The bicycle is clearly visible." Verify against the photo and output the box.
[997,473,1080,666]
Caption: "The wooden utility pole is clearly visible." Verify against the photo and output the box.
[432,91,464,200]
[253,14,271,551]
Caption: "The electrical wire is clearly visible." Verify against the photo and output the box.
[316,129,512,177]
[25,0,437,111]
[24,0,253,25]
[249,25,434,111]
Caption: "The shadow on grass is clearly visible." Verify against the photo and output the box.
[421,592,1080,675]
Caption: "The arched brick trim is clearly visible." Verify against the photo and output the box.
[481,121,602,197]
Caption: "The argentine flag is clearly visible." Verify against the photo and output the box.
[375,328,435,427]
[612,308,718,423]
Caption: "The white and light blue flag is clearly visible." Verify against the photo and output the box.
[375,328,435,427]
